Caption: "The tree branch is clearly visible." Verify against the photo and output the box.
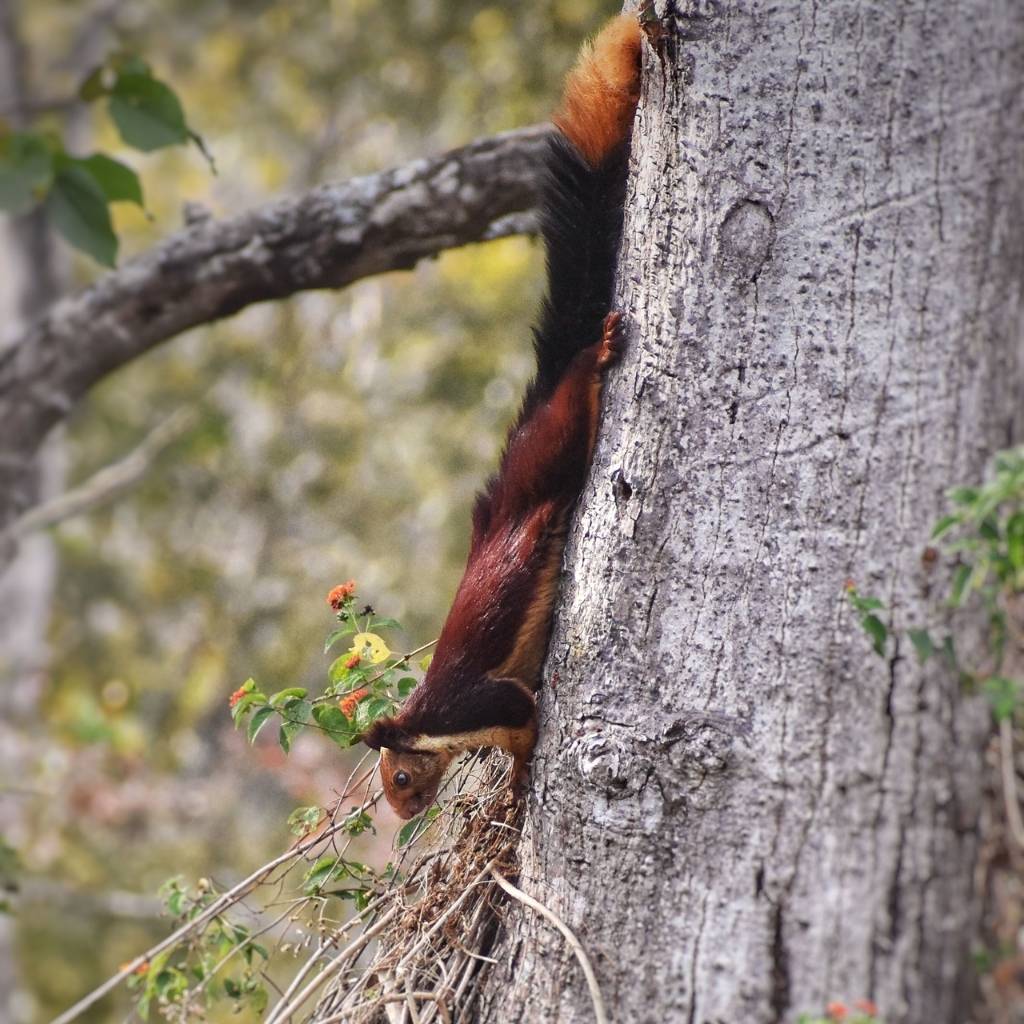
[0,124,550,476]
[1,407,198,542]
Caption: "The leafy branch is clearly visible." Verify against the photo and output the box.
[0,52,210,265]
[230,582,435,754]
[847,447,1024,724]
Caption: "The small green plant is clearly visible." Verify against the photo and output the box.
[125,877,269,1019]
[0,53,211,266]
[847,446,1024,723]
[844,584,888,656]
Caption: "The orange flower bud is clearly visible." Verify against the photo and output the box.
[327,580,357,611]
[228,686,248,708]
[340,688,369,718]
[826,1003,848,1021]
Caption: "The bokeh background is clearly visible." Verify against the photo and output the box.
[0,0,608,1019]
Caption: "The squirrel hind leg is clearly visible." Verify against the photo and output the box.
[553,14,643,169]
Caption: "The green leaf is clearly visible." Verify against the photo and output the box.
[74,154,143,206]
[165,890,184,917]
[269,687,308,706]
[941,634,959,672]
[0,133,54,214]
[279,716,305,753]
[45,165,117,266]
[983,676,1019,722]
[247,705,275,743]
[302,856,348,894]
[950,486,979,507]
[397,806,440,848]
[1007,512,1024,569]
[109,72,189,151]
[311,704,353,744]
[78,65,111,101]
[370,617,403,630]
[324,626,355,653]
[248,985,268,1014]
[908,628,934,664]
[949,564,972,606]
[355,697,394,733]
[397,676,418,698]
[231,690,267,725]
[287,805,324,836]
[341,808,374,836]
[329,653,359,684]
[861,614,888,657]
[283,698,312,724]
[979,516,1000,543]
[931,514,959,540]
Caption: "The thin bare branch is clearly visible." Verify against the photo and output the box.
[490,869,607,1024]
[2,407,198,541]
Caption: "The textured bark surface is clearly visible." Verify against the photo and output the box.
[0,125,548,542]
[478,2,1024,1022]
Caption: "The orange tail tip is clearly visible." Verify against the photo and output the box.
[552,14,643,169]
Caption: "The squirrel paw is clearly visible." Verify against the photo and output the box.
[596,311,625,369]
[510,756,531,800]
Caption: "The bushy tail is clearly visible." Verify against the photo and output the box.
[531,15,642,394]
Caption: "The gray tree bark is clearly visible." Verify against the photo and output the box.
[478,2,1024,1022]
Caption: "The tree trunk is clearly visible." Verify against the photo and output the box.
[0,4,74,1018]
[478,2,1024,1022]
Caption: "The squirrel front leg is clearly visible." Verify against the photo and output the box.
[509,709,539,797]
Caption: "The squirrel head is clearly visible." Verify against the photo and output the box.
[377,747,451,819]
[361,718,453,820]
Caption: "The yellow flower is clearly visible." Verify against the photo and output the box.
[349,632,390,664]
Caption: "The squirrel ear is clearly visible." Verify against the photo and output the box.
[361,718,412,751]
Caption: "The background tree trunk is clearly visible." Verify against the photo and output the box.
[0,3,85,1017]
[478,2,1024,1022]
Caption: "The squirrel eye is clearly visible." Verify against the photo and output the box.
[393,771,411,788]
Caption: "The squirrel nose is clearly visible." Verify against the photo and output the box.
[399,798,423,820]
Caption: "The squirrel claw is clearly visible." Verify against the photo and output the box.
[597,310,625,368]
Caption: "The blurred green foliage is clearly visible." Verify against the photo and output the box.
[4,0,609,1019]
